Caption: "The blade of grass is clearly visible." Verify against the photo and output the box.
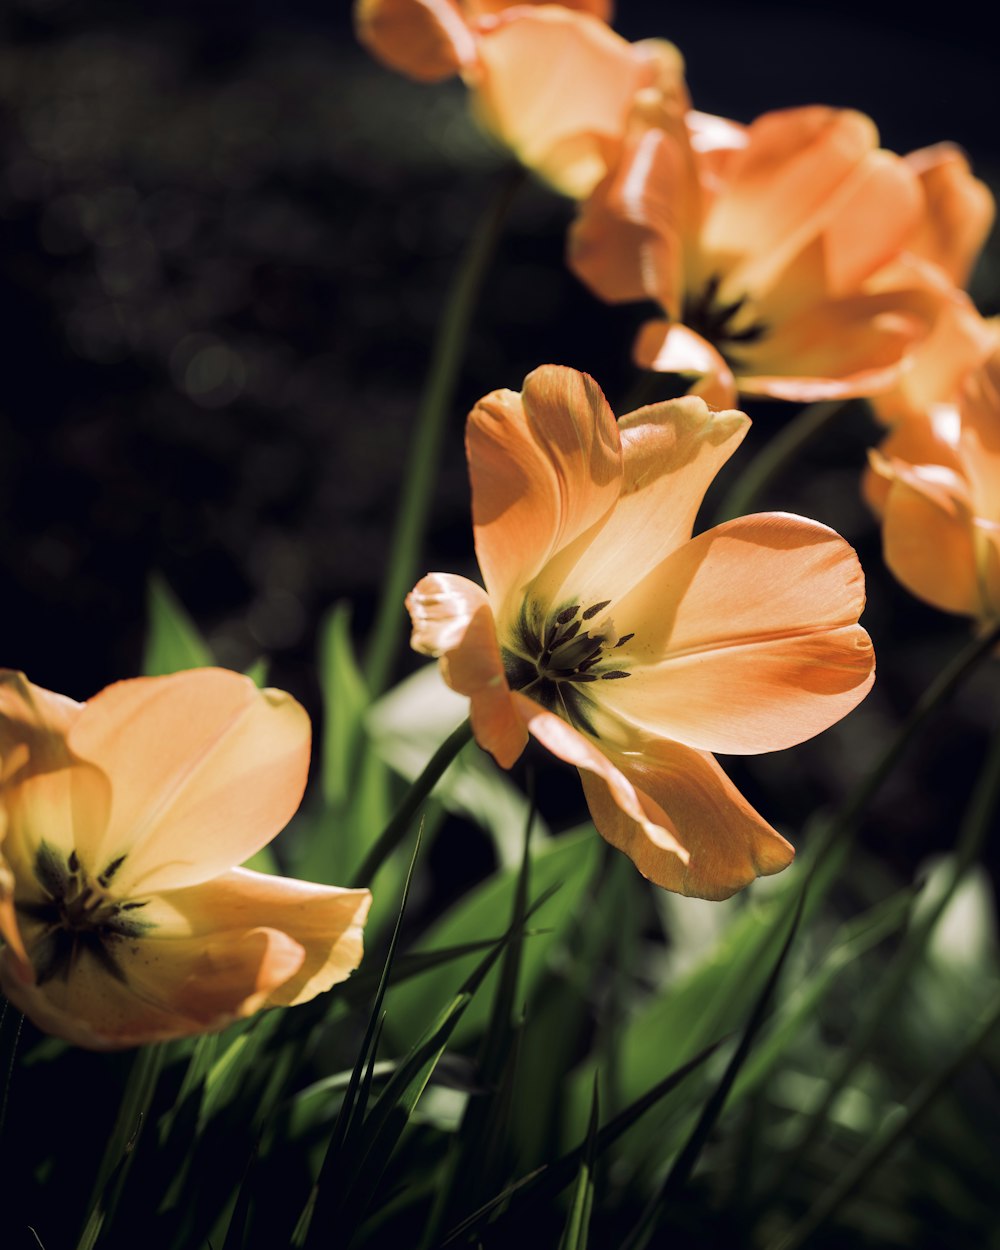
[440,1035,725,1245]
[76,1043,165,1250]
[619,887,806,1250]
[558,1076,601,1250]
[769,989,1000,1250]
[364,165,523,698]
[350,718,473,887]
[294,824,424,1247]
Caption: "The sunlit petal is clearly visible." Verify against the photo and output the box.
[355,0,477,82]
[604,514,874,753]
[579,735,793,899]
[906,143,995,286]
[66,669,311,895]
[632,321,738,407]
[468,365,622,612]
[407,573,526,767]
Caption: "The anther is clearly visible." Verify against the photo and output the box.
[600,671,631,680]
[556,604,580,624]
[67,850,80,873]
[582,600,611,620]
[614,633,634,648]
[98,855,127,888]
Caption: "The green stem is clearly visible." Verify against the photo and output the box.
[364,167,523,698]
[712,399,847,525]
[768,990,1000,1250]
[349,718,474,887]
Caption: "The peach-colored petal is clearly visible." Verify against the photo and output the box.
[0,922,305,1050]
[603,514,874,754]
[469,0,613,19]
[0,828,30,975]
[0,670,92,881]
[65,669,311,896]
[569,127,688,314]
[906,143,995,286]
[700,108,885,291]
[354,0,477,82]
[512,692,688,870]
[468,365,622,611]
[863,406,965,516]
[144,869,371,1007]
[738,287,939,401]
[632,321,737,408]
[468,8,657,198]
[579,736,793,899]
[872,296,998,426]
[530,394,748,610]
[959,342,1000,525]
[406,573,526,767]
[874,452,985,617]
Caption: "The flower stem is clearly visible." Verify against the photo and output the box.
[349,717,474,887]
[363,167,523,699]
[712,398,848,524]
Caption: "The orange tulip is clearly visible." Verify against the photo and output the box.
[355,2,684,200]
[867,343,1000,623]
[355,0,613,84]
[0,668,371,1050]
[407,366,875,899]
[570,106,969,405]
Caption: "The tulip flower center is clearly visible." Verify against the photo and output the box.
[502,599,632,736]
[15,843,152,985]
[684,274,767,363]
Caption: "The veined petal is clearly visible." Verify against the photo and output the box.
[0,922,305,1050]
[0,670,90,884]
[906,143,995,286]
[406,573,527,767]
[65,670,311,896]
[604,514,874,754]
[569,127,689,313]
[468,366,622,612]
[512,692,688,872]
[579,736,793,899]
[632,321,738,408]
[354,0,477,82]
[531,394,748,610]
[874,452,985,617]
[142,869,371,1008]
[739,286,940,401]
[700,107,885,292]
[468,8,656,198]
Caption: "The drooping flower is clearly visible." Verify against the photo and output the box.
[570,106,977,406]
[407,366,875,899]
[0,668,371,1050]
[867,342,1000,624]
[355,1,685,199]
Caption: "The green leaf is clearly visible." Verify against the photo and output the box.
[143,574,214,676]
[385,825,601,1049]
[368,662,550,867]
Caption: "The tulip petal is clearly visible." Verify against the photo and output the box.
[0,921,306,1050]
[468,365,622,612]
[604,514,874,754]
[533,393,748,610]
[906,143,995,286]
[632,321,738,408]
[579,736,793,899]
[65,669,311,895]
[512,692,688,870]
[143,869,371,1008]
[0,670,91,881]
[468,8,653,198]
[355,0,477,82]
[407,573,527,767]
[875,456,984,617]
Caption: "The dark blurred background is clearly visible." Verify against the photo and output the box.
[1,0,999,886]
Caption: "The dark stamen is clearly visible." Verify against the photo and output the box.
[600,671,631,680]
[97,855,127,888]
[556,604,580,624]
[615,633,635,648]
[582,600,611,620]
